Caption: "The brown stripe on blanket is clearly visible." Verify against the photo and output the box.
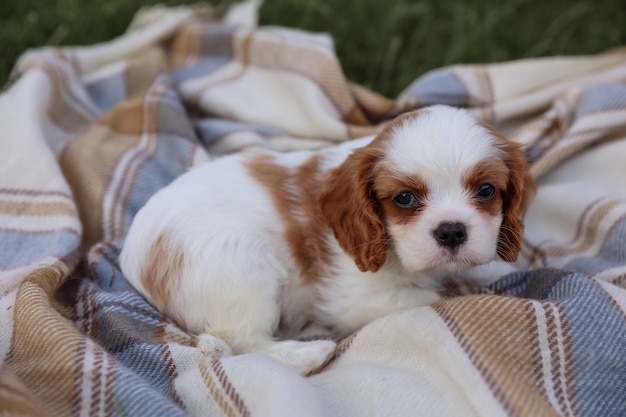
[433,300,517,416]
[176,31,249,104]
[165,324,198,348]
[434,296,560,417]
[0,363,48,417]
[544,302,578,416]
[0,188,73,199]
[599,282,626,321]
[103,347,116,415]
[531,114,626,178]
[106,83,171,243]
[167,23,207,69]
[244,152,332,284]
[198,352,251,417]
[210,354,250,417]
[7,262,85,416]
[348,83,397,125]
[324,331,358,368]
[536,199,622,260]
[198,351,251,417]
[473,68,496,122]
[198,360,233,417]
[235,29,357,121]
[512,110,568,163]
[61,124,141,250]
[153,324,185,409]
[610,273,626,289]
[37,61,97,133]
[523,300,579,416]
[342,105,372,126]
[87,344,103,416]
[187,21,238,69]
[346,124,380,140]
[123,47,169,100]
[0,200,77,217]
[524,302,549,401]
[98,96,147,135]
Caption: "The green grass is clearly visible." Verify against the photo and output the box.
[1,0,624,96]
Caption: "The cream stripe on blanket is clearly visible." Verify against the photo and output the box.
[2,1,626,416]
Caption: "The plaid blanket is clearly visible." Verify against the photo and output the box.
[2,2,626,416]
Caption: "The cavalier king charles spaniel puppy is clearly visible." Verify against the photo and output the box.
[120,105,535,375]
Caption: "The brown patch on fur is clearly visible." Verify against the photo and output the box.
[372,165,430,201]
[372,164,430,225]
[141,232,186,324]
[319,145,387,272]
[319,108,431,272]
[463,159,508,216]
[245,153,331,284]
[480,122,536,262]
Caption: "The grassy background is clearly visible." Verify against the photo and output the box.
[1,0,624,97]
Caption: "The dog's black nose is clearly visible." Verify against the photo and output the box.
[434,222,467,249]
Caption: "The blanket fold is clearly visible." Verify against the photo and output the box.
[2,2,626,416]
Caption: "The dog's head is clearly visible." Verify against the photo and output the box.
[320,105,535,273]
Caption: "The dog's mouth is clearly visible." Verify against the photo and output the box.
[394,236,497,274]
[438,257,476,273]
[426,248,487,273]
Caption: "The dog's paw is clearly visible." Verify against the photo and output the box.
[197,333,233,356]
[264,340,337,375]
[295,323,335,341]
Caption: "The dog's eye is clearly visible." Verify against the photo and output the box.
[393,191,419,208]
[476,184,496,200]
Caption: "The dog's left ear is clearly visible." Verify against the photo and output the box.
[495,135,536,262]
[319,145,387,273]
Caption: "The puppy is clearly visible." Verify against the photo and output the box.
[120,105,534,375]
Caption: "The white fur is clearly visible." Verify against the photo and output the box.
[120,105,517,375]
[382,107,503,272]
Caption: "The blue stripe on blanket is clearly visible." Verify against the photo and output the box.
[495,269,626,416]
[400,69,469,106]
[171,57,230,84]
[195,118,286,147]
[156,87,199,140]
[575,83,626,118]
[567,216,626,274]
[0,229,79,269]
[81,243,188,416]
[198,24,238,57]
[122,134,196,235]
[87,76,126,113]
[113,367,188,417]
[171,24,238,84]
[558,276,626,416]
[87,241,135,292]
[117,82,200,235]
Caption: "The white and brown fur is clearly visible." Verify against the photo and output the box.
[120,105,535,375]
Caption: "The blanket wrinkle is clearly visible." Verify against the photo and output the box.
[2,1,626,416]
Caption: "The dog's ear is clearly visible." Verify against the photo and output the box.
[495,136,536,262]
[319,145,387,272]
